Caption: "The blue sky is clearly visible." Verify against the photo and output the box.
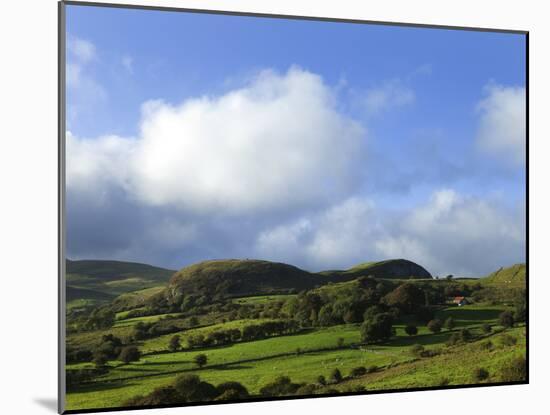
[65,4,526,276]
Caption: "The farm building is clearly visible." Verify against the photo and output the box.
[453,296,468,306]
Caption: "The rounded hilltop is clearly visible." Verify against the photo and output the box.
[166,258,432,299]
[167,259,319,298]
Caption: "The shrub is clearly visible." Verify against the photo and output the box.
[260,376,301,397]
[173,374,218,402]
[427,319,443,333]
[118,346,141,364]
[337,337,345,348]
[295,384,318,395]
[92,352,108,368]
[459,328,472,342]
[317,375,326,385]
[194,353,208,368]
[124,386,180,406]
[216,381,249,400]
[500,356,527,382]
[367,365,378,373]
[329,368,343,384]
[482,323,492,334]
[350,366,367,377]
[446,332,461,346]
[410,344,425,357]
[499,311,515,328]
[444,317,456,331]
[474,367,489,381]
[168,335,181,352]
[479,340,494,351]
[500,334,517,346]
[405,324,418,336]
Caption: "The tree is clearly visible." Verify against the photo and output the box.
[499,311,515,328]
[350,366,367,377]
[482,323,492,334]
[174,374,218,402]
[216,381,249,400]
[405,324,418,336]
[194,353,207,368]
[444,317,456,331]
[330,368,342,383]
[118,346,141,364]
[317,375,326,385]
[168,335,181,352]
[260,376,300,397]
[383,283,426,313]
[360,313,393,344]
[427,319,443,333]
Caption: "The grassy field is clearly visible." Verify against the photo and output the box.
[65,302,524,411]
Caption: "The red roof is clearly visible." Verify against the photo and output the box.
[453,296,465,302]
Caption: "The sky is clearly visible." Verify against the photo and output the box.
[65,4,527,277]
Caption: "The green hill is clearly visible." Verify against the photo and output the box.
[483,263,526,287]
[165,258,432,301]
[320,259,432,281]
[66,259,175,307]
[167,259,319,299]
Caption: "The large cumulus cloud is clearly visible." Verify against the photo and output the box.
[67,67,365,214]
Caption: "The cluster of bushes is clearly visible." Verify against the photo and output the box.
[68,306,116,333]
[124,374,249,406]
[132,321,186,341]
[259,367,376,398]
[67,334,141,368]
[446,329,473,346]
[185,320,300,349]
[410,344,441,358]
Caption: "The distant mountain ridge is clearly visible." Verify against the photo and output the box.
[166,258,432,300]
[66,259,176,307]
[65,257,433,307]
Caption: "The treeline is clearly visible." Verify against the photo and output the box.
[181,320,301,349]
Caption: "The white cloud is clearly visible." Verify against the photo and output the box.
[256,189,525,276]
[476,83,526,166]
[256,197,379,269]
[66,36,106,126]
[67,67,366,214]
[361,79,415,116]
[66,131,135,204]
[68,36,96,63]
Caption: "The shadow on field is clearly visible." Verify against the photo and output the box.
[388,332,451,347]
[139,360,191,366]
[34,398,57,412]
[115,366,162,373]
[436,308,502,324]
[72,380,138,393]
